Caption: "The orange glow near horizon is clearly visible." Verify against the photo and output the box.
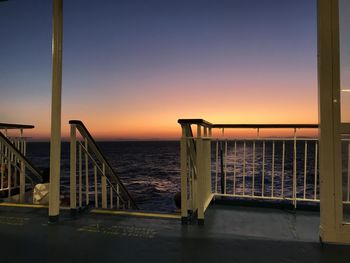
[2,74,318,141]
[0,0,319,141]
[8,91,318,141]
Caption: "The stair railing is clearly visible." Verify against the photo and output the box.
[0,123,42,202]
[69,120,138,211]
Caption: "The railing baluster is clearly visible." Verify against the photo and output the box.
[215,139,218,194]
[19,129,25,202]
[252,140,255,196]
[224,139,227,194]
[14,139,19,189]
[101,163,107,209]
[262,141,265,197]
[187,155,192,210]
[233,141,237,195]
[1,143,4,190]
[79,144,82,207]
[314,142,318,200]
[282,141,285,197]
[271,141,275,197]
[85,138,89,206]
[348,142,350,202]
[243,141,246,195]
[94,165,98,208]
[117,184,120,209]
[293,129,297,208]
[110,184,113,208]
[304,141,308,200]
[70,124,77,210]
[8,150,12,197]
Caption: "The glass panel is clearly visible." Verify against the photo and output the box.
[340,0,350,123]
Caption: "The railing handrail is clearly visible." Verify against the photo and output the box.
[0,123,35,130]
[69,120,138,209]
[178,119,319,129]
[0,132,43,183]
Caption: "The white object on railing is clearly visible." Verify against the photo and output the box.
[33,183,49,204]
[0,124,42,204]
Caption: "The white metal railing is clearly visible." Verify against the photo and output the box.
[69,120,138,211]
[178,119,327,224]
[213,138,320,205]
[179,120,213,224]
[0,123,42,203]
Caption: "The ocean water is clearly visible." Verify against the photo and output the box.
[26,140,320,212]
[26,141,181,212]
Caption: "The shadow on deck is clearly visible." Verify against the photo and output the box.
[0,204,349,263]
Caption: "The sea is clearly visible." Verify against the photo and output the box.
[27,141,181,212]
[25,140,325,212]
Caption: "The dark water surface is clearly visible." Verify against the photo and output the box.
[27,141,180,212]
[26,140,320,212]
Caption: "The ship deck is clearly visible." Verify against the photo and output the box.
[0,204,349,263]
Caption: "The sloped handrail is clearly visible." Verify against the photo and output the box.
[178,119,319,129]
[69,120,138,209]
[0,132,42,184]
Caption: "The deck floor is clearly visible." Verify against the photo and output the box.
[0,204,349,263]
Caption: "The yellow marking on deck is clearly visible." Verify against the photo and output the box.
[77,223,156,239]
[0,216,29,226]
[0,202,48,209]
[90,209,181,219]
[0,202,70,210]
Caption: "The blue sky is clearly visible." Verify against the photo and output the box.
[0,0,318,139]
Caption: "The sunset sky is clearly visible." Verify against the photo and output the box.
[0,0,318,140]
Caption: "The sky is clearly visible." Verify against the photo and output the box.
[0,0,319,140]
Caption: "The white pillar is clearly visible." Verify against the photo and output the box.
[318,0,350,243]
[49,0,63,223]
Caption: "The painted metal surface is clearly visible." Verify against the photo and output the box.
[69,120,138,210]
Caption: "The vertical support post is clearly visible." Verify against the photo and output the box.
[252,140,256,196]
[180,125,188,223]
[70,124,77,210]
[293,129,297,208]
[85,138,89,205]
[318,0,341,243]
[272,141,275,197]
[0,142,3,190]
[243,141,246,195]
[348,142,350,202]
[220,141,224,194]
[94,165,98,208]
[282,141,285,197]
[49,0,63,223]
[314,142,318,200]
[116,184,120,209]
[110,185,113,209]
[304,141,308,200]
[79,144,82,207]
[101,163,107,209]
[224,140,227,194]
[196,127,205,224]
[215,139,219,193]
[8,152,12,197]
[19,129,25,203]
[262,141,265,197]
[233,141,237,195]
